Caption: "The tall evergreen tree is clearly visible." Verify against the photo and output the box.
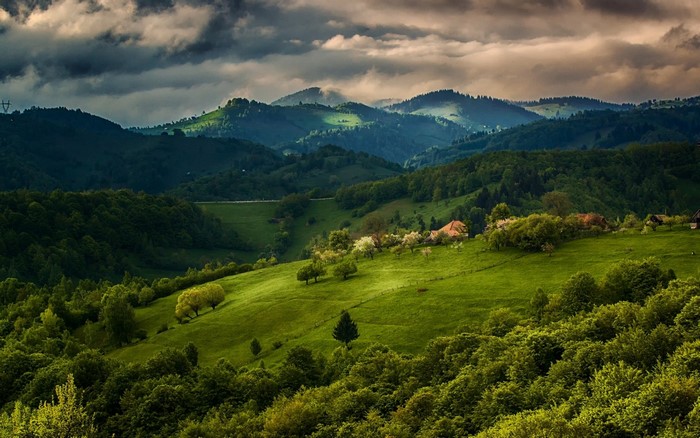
[333,310,359,349]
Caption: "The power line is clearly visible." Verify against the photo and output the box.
[1,100,10,114]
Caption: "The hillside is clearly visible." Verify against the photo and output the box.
[196,142,700,263]
[134,98,468,164]
[517,96,633,119]
[168,145,404,201]
[110,229,700,368]
[271,87,350,107]
[408,106,700,167]
[0,108,282,193]
[0,109,406,200]
[0,190,247,285]
[386,89,542,131]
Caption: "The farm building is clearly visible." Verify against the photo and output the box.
[692,210,700,230]
[426,220,468,242]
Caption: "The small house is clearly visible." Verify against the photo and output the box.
[426,220,468,242]
[692,210,700,230]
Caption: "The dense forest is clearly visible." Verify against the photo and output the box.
[3,254,700,437]
[338,142,700,233]
[168,145,404,201]
[0,190,246,285]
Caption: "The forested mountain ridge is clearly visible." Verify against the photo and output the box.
[134,98,468,163]
[338,142,700,233]
[517,96,633,119]
[386,89,543,131]
[169,144,404,201]
[0,109,404,199]
[408,105,700,167]
[0,108,282,193]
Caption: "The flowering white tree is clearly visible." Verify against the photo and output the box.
[401,231,422,253]
[352,236,376,260]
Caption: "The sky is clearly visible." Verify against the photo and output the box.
[1,0,700,126]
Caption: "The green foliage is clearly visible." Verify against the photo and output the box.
[0,190,243,285]
[602,257,668,303]
[338,142,700,222]
[1,374,97,438]
[250,338,262,356]
[560,272,598,315]
[174,283,225,321]
[99,289,136,346]
[333,259,358,280]
[333,310,360,348]
[296,262,326,285]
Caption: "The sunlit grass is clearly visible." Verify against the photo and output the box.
[109,229,700,369]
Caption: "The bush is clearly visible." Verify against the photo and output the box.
[135,329,148,341]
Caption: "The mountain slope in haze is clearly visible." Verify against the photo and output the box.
[271,87,350,107]
[407,105,700,168]
[386,89,543,131]
[135,98,469,164]
[517,96,634,118]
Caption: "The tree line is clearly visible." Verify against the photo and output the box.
[0,189,248,285]
[336,142,699,233]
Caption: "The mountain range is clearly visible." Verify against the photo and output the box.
[2,89,700,199]
[133,88,638,164]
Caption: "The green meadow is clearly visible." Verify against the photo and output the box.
[110,228,700,368]
[198,197,474,262]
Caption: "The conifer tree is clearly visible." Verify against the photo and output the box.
[333,310,359,349]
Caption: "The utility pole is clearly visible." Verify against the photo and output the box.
[1,100,10,114]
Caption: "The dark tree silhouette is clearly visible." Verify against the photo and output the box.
[333,310,359,349]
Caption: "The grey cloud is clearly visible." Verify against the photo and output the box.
[662,24,700,50]
[579,0,661,17]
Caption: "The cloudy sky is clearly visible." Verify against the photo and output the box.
[1,0,699,126]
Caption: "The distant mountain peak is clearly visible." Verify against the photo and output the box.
[272,87,350,107]
[387,89,541,131]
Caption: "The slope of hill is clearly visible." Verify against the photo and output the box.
[169,145,404,201]
[517,96,633,118]
[0,108,405,199]
[407,106,700,167]
[386,89,542,131]
[271,86,350,107]
[134,98,468,164]
[110,229,700,368]
[0,108,283,193]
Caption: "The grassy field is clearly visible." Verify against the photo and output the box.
[199,197,475,263]
[109,228,700,369]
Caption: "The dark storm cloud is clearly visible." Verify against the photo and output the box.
[579,0,661,17]
[1,0,699,126]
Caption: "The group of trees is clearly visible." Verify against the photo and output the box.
[0,190,247,285]
[174,284,226,322]
[3,256,699,436]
